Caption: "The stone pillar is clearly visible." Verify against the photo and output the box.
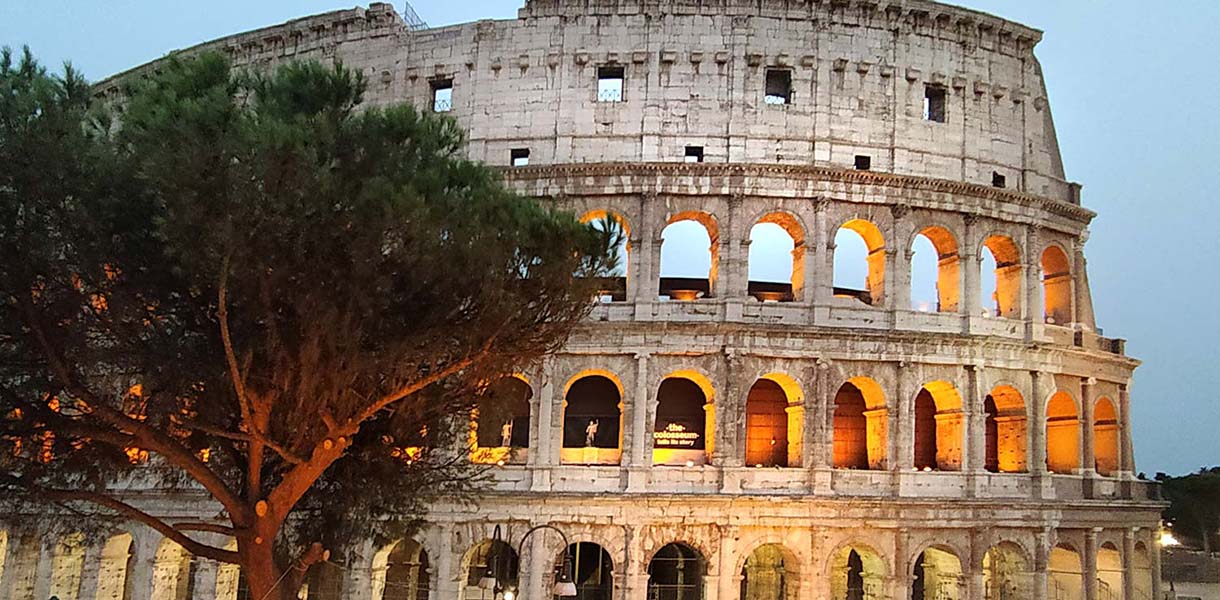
[1023,225,1043,340]
[623,525,647,600]
[1030,370,1051,498]
[1151,531,1163,600]
[961,215,981,319]
[1084,529,1099,600]
[432,526,456,600]
[719,351,744,470]
[1122,529,1136,600]
[1119,384,1135,478]
[522,526,547,600]
[965,364,986,476]
[715,526,736,600]
[812,199,833,309]
[632,192,659,308]
[531,359,556,492]
[627,352,652,491]
[1081,378,1097,477]
[894,361,913,472]
[966,528,985,600]
[343,539,376,600]
[124,529,158,600]
[76,540,104,600]
[894,528,911,600]
[191,558,219,600]
[1034,529,1051,600]
[811,359,831,469]
[887,248,905,312]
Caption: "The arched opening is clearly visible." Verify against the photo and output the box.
[913,381,963,471]
[659,212,718,301]
[1097,543,1123,600]
[580,210,631,302]
[910,226,959,313]
[1093,397,1119,476]
[834,220,886,306]
[1040,246,1072,326]
[981,236,1022,319]
[1046,392,1080,474]
[562,374,623,465]
[654,375,713,466]
[983,542,1030,600]
[51,533,86,600]
[985,386,1028,473]
[461,540,518,600]
[744,378,798,468]
[833,378,887,470]
[303,558,345,600]
[565,542,613,600]
[1132,542,1152,600]
[748,214,804,302]
[97,533,135,600]
[471,376,532,464]
[1048,544,1083,600]
[740,544,798,600]
[911,547,962,600]
[830,545,886,600]
[647,542,704,600]
[372,539,430,600]
[152,538,195,600]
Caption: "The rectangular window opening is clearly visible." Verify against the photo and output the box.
[597,65,625,102]
[684,146,704,163]
[765,69,792,105]
[431,79,453,113]
[511,148,530,167]
[992,172,1007,188]
[854,155,872,171]
[923,84,946,123]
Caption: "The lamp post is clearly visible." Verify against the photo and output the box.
[481,524,578,598]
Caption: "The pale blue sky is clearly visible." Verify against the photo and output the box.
[3,1,1216,475]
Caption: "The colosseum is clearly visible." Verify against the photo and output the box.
[1,1,1164,599]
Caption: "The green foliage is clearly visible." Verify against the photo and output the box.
[0,47,618,585]
[1157,467,1220,553]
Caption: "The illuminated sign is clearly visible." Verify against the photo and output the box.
[653,422,702,448]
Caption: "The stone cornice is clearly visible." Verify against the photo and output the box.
[500,162,1096,224]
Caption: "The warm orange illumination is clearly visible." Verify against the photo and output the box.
[1046,391,1080,474]
[913,381,963,471]
[984,386,1028,473]
[836,220,887,306]
[911,226,960,313]
[1040,245,1072,325]
[982,235,1023,318]
[744,379,790,467]
[1093,397,1119,476]
[833,377,887,470]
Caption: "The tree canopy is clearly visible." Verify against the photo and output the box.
[1157,467,1220,554]
[0,48,620,599]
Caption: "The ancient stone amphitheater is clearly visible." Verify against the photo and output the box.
[2,1,1163,599]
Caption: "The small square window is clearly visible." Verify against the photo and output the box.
[765,69,792,105]
[854,155,872,170]
[431,79,453,113]
[684,146,704,163]
[992,172,1007,188]
[511,148,530,167]
[597,66,625,102]
[923,85,946,123]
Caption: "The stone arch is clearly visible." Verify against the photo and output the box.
[1132,542,1152,600]
[740,543,800,600]
[560,541,614,600]
[579,209,631,301]
[1040,244,1073,325]
[1046,391,1080,474]
[647,542,706,600]
[982,541,1031,600]
[471,375,532,465]
[908,224,961,313]
[371,538,430,600]
[96,532,135,600]
[660,210,720,300]
[744,373,803,468]
[913,380,964,471]
[985,385,1028,473]
[833,377,888,470]
[654,370,715,465]
[51,532,87,600]
[561,370,624,465]
[459,539,519,600]
[1093,397,1120,476]
[833,218,887,306]
[1097,542,1123,600]
[827,542,888,600]
[748,211,807,302]
[979,234,1023,319]
[909,545,963,600]
[151,537,195,600]
[1048,543,1083,600]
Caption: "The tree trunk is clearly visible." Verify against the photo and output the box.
[240,538,290,600]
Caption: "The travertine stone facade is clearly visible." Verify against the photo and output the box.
[2,2,1161,600]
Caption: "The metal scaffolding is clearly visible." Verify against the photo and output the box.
[401,1,429,31]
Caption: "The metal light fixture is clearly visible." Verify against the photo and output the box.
[553,553,578,597]
[486,522,580,598]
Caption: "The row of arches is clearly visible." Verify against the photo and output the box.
[586,209,1075,325]
[472,372,1124,476]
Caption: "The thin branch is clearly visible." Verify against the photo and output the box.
[217,249,256,430]
[187,421,306,465]
[173,522,239,536]
[354,337,499,426]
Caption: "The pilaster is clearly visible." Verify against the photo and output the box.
[1083,528,1099,600]
[1081,377,1097,478]
[627,352,652,492]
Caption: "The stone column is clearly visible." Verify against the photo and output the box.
[76,539,104,600]
[1023,225,1043,340]
[623,525,647,600]
[964,364,986,476]
[961,215,981,319]
[894,361,913,472]
[1151,531,1163,600]
[812,199,833,309]
[715,526,736,600]
[1034,529,1051,600]
[191,558,219,600]
[719,351,744,470]
[342,539,376,600]
[887,248,906,312]
[1122,529,1136,600]
[627,352,652,492]
[965,528,985,600]
[632,192,659,308]
[1083,529,1099,600]
[1030,370,1050,499]
[522,525,547,600]
[31,535,55,600]
[432,526,457,600]
[1081,378,1097,477]
[531,360,556,492]
[894,528,911,600]
[125,529,159,600]
[811,359,831,469]
[1119,384,1135,478]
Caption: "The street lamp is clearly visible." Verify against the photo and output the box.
[488,523,578,597]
